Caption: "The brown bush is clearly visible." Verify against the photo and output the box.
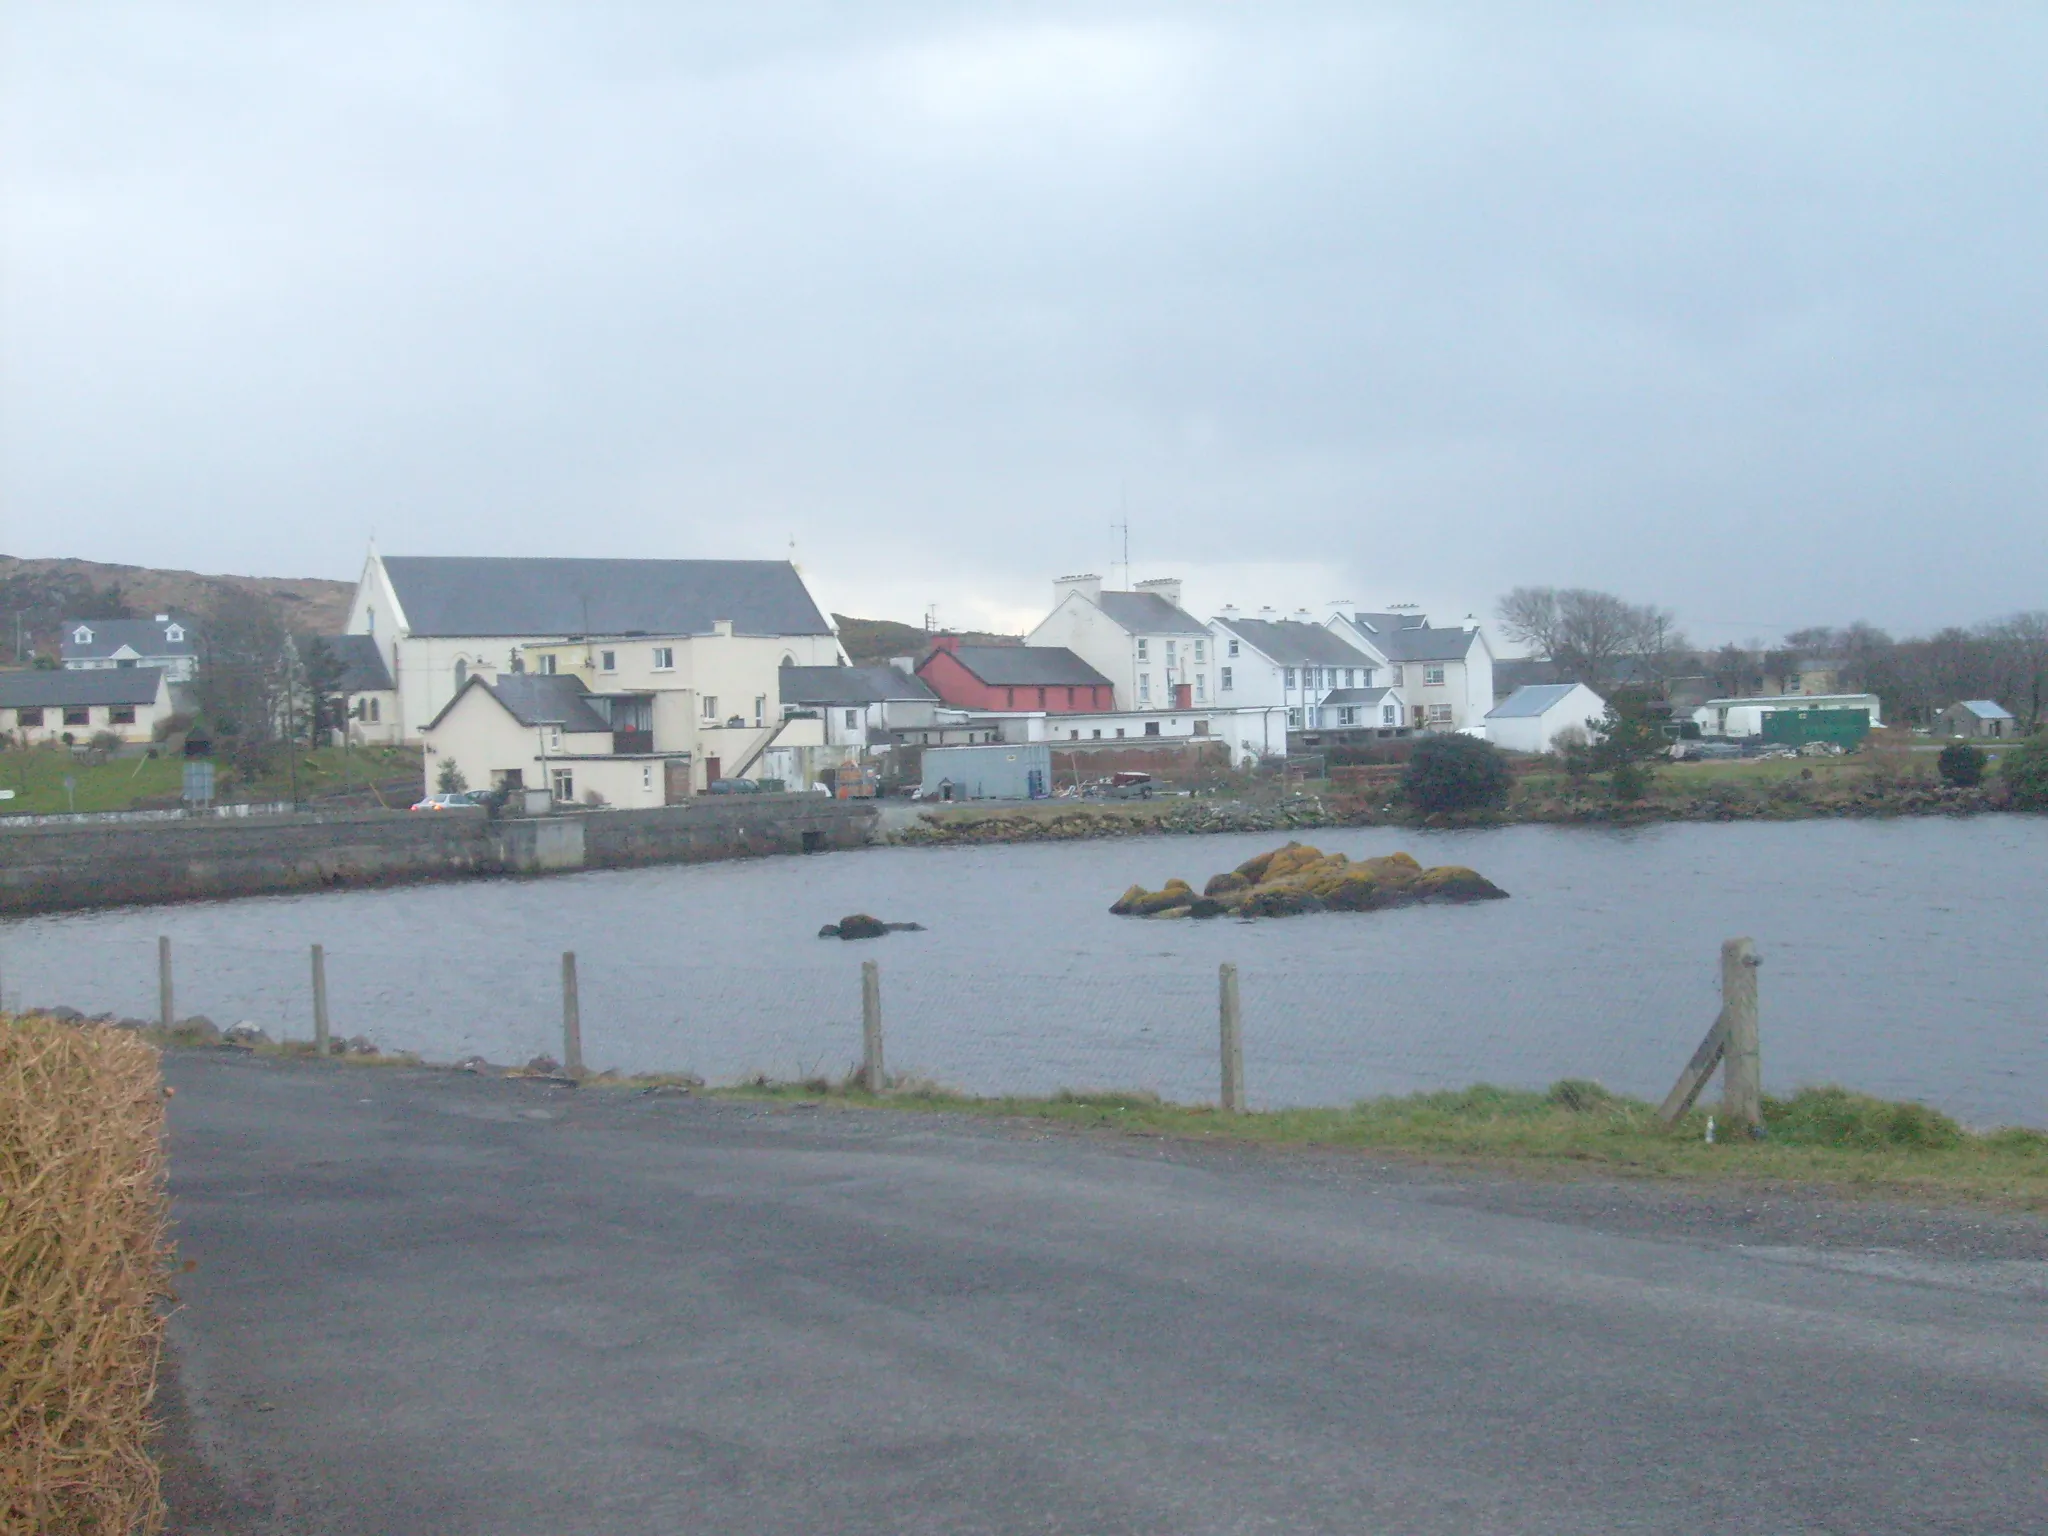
[2,1015,173,1536]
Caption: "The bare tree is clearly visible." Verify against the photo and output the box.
[1989,611,2048,732]
[194,586,296,761]
[1495,586,1683,688]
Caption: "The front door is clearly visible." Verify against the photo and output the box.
[664,760,690,804]
[704,756,721,788]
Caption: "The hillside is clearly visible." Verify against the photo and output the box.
[0,555,354,663]
[832,613,1019,666]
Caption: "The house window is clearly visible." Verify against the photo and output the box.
[642,766,653,791]
[63,707,90,727]
[16,708,42,728]
[1070,729,1079,740]
[1343,669,1355,688]
[845,708,859,729]
[73,626,92,644]
[600,650,616,672]
[1115,727,1126,738]
[1091,728,1102,739]
[1220,667,1233,692]
[1195,675,1207,701]
[551,769,574,801]
[1005,687,1016,708]
[1283,667,1296,689]
[369,698,381,722]
[1193,720,1209,736]
[1144,721,1160,737]
[1362,667,1375,686]
[1137,673,1151,703]
[547,726,563,750]
[1338,707,1356,726]
[1425,666,1447,687]
[701,695,717,720]
[1136,639,1149,661]
[1194,640,1205,663]
[1165,640,1177,665]
[1286,708,1302,728]
[1428,704,1454,724]
[165,624,184,642]
[1227,639,1239,657]
[653,647,675,670]
[754,696,766,726]
[1383,704,1397,724]
[535,653,557,675]
[111,705,136,725]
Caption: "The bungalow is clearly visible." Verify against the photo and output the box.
[420,673,694,808]
[61,615,198,683]
[1485,683,1607,755]
[1939,700,2017,739]
[916,637,1115,713]
[0,667,176,747]
[1025,575,1215,710]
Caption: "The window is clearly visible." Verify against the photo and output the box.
[1144,721,1160,737]
[600,650,616,672]
[1220,667,1233,692]
[165,624,184,642]
[1343,669,1355,688]
[63,707,90,727]
[1070,729,1079,740]
[1227,638,1239,657]
[701,695,717,721]
[16,708,42,728]
[547,726,563,750]
[1362,667,1375,687]
[454,659,469,690]
[369,698,381,723]
[1005,687,1016,708]
[551,769,574,801]
[1428,704,1454,724]
[1283,667,1296,689]
[1115,727,1126,738]
[1425,665,1447,687]
[1195,675,1207,701]
[537,653,559,675]
[1136,639,1149,661]
[642,766,653,791]
[111,705,136,725]
[845,708,860,729]
[1193,720,1209,736]
[754,696,766,727]
[1194,640,1205,663]
[653,647,675,670]
[1382,704,1397,725]
[1165,640,1177,664]
[1036,687,1047,707]
[1338,707,1356,726]
[73,626,92,644]
[365,606,375,636]
[1137,673,1151,703]
[1286,708,1302,728]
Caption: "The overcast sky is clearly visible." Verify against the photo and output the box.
[3,4,2043,644]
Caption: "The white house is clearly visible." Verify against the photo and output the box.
[0,667,176,747]
[343,550,846,757]
[1485,683,1607,754]
[1208,612,1400,745]
[420,673,703,808]
[1025,575,1216,712]
[779,663,945,749]
[60,615,198,682]
[1693,693,1883,738]
[1326,610,1495,732]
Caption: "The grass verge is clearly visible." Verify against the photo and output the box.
[707,1078,2048,1211]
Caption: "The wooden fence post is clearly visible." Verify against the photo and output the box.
[158,936,173,1031]
[1219,962,1246,1114]
[310,944,331,1056]
[861,959,884,1091]
[1719,937,1762,1131]
[561,951,585,1079]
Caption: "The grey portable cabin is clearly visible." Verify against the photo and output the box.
[920,743,1053,802]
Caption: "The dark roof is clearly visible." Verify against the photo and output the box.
[1320,686,1397,706]
[317,634,393,693]
[429,673,611,734]
[1218,618,1370,667]
[1369,625,1482,663]
[1491,657,1564,697]
[0,667,167,707]
[938,645,1113,687]
[1487,683,1593,720]
[1093,591,1211,636]
[380,556,833,639]
[780,664,936,706]
[1349,611,1430,634]
[59,617,196,662]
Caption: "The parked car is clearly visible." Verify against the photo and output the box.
[410,791,485,811]
[1684,741,1745,761]
[1102,771,1156,800]
[704,778,761,795]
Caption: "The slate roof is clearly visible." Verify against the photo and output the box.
[780,664,936,706]
[1951,699,2014,720]
[1218,618,1371,668]
[1093,591,1211,636]
[380,557,833,639]
[1487,683,1589,720]
[1491,657,1565,697]
[316,635,394,693]
[428,673,613,735]
[1319,687,1398,707]
[942,646,1113,687]
[1367,625,1482,663]
[0,668,167,707]
[60,617,195,663]
[1348,612,1430,635]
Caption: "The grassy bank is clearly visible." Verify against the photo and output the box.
[0,743,421,816]
[712,1078,2048,1210]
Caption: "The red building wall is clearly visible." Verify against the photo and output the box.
[916,641,1115,714]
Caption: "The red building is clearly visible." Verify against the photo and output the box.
[916,637,1115,713]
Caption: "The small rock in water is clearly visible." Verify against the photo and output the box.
[830,914,891,941]
[174,1015,222,1044]
[524,1053,563,1075]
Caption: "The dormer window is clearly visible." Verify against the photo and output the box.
[73,626,93,644]
[164,624,184,642]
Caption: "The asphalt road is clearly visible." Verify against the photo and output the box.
[159,1051,2048,1536]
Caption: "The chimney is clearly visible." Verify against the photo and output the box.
[1135,577,1184,609]
[1053,573,1102,607]
[928,634,961,655]
[712,619,734,638]
[154,613,170,623]
[1218,603,1240,618]
[1258,605,1276,617]
[1294,607,1312,621]
[889,655,915,673]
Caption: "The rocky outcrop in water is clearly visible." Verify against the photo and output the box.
[1111,843,1507,919]
[818,914,928,940]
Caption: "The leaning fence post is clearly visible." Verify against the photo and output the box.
[310,943,331,1056]
[860,959,884,1091]
[561,951,585,1079]
[158,936,174,1031]
[1219,962,1246,1114]
[1719,937,1762,1131]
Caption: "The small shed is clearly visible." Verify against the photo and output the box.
[1940,700,2017,739]
[919,742,1052,801]
[1484,682,1606,755]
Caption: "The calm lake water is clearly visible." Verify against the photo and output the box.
[4,818,2044,1125]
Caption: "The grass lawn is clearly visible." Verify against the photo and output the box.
[0,743,422,816]
[711,1078,2048,1211]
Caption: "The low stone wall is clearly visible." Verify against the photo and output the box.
[0,797,878,914]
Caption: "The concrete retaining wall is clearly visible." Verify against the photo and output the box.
[0,797,878,914]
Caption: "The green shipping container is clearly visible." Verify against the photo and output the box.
[1760,707,1870,748]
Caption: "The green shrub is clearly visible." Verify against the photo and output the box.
[2004,732,2048,810]
[1609,761,1654,802]
[1401,734,1512,814]
[1936,741,1986,787]
[1764,1086,1964,1150]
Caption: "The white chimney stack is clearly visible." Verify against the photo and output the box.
[1053,573,1103,607]
[1134,577,1184,609]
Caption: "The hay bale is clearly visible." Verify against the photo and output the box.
[1,1013,171,1536]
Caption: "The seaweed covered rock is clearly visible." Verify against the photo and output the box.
[828,913,890,940]
[1112,844,1506,920]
